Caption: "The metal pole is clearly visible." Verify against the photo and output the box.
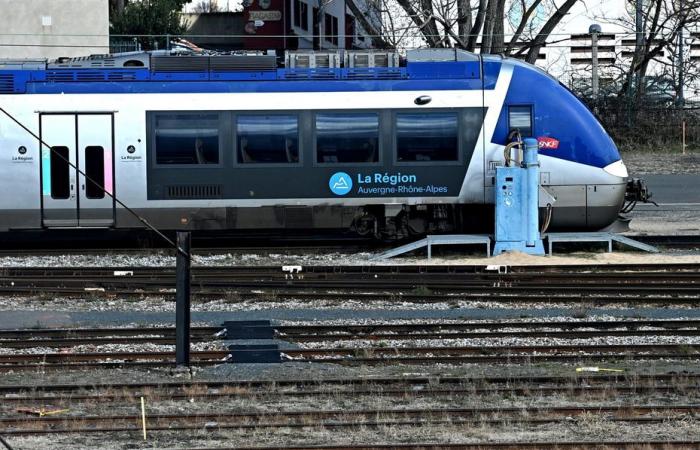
[589,24,601,106]
[678,6,685,106]
[522,138,540,248]
[591,32,598,101]
[635,0,643,93]
[175,231,191,367]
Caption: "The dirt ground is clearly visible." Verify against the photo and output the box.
[621,150,700,175]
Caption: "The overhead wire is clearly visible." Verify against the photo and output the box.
[0,435,14,450]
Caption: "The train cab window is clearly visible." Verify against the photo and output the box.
[84,146,105,199]
[508,105,533,137]
[50,146,70,199]
[153,113,220,165]
[396,112,458,162]
[316,113,379,164]
[237,115,299,164]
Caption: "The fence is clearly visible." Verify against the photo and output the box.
[595,106,699,153]
[109,38,141,54]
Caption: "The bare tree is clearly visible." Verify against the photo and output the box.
[385,0,579,62]
[591,0,700,110]
[346,0,392,47]
[193,0,221,12]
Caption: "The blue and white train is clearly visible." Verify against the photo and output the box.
[0,48,634,238]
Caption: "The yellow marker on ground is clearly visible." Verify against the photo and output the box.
[576,366,624,373]
[141,396,147,440]
[35,408,69,417]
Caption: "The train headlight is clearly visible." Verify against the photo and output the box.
[603,160,628,178]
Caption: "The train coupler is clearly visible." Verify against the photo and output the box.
[622,178,658,213]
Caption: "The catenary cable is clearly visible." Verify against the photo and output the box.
[0,435,14,450]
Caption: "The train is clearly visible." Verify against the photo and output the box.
[0,48,643,239]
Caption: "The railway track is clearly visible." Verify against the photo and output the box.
[1,319,699,371]
[0,264,699,302]
[1,373,697,404]
[1,343,699,371]
[2,405,699,435]
[1,372,694,394]
[2,319,700,347]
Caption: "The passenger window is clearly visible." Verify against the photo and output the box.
[84,146,105,199]
[396,112,458,162]
[316,113,379,164]
[154,113,220,165]
[50,146,70,199]
[237,115,299,164]
[508,105,533,137]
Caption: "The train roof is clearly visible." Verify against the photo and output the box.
[0,48,513,95]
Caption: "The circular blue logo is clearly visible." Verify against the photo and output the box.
[329,172,353,196]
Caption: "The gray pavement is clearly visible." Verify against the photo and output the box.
[642,174,700,205]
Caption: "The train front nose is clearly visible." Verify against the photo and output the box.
[579,159,628,230]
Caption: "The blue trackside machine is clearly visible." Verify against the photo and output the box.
[493,137,545,256]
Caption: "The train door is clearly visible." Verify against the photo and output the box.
[40,113,114,227]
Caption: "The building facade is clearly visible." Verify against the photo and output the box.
[0,0,109,60]
[523,0,700,102]
[241,0,380,50]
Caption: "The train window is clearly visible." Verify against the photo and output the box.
[84,146,105,199]
[396,112,458,162]
[153,113,220,165]
[316,113,379,164]
[508,105,533,137]
[50,146,70,199]
[237,115,299,164]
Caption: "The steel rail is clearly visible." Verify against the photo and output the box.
[1,344,699,363]
[0,319,700,340]
[1,373,694,394]
[1,344,700,371]
[2,319,700,342]
[2,263,700,275]
[2,405,699,434]
[172,442,700,450]
[2,272,700,285]
[4,328,700,348]
[0,284,698,300]
[0,288,698,305]
[2,383,697,405]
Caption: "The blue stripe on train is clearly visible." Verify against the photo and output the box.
[1,60,500,94]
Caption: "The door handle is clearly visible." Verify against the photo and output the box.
[70,184,74,191]
[82,184,85,191]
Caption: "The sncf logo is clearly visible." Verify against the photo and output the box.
[537,136,559,150]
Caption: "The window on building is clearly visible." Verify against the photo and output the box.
[324,13,338,45]
[508,105,533,137]
[237,114,299,164]
[153,112,220,165]
[301,1,308,30]
[293,0,308,30]
[316,113,379,163]
[396,112,459,162]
